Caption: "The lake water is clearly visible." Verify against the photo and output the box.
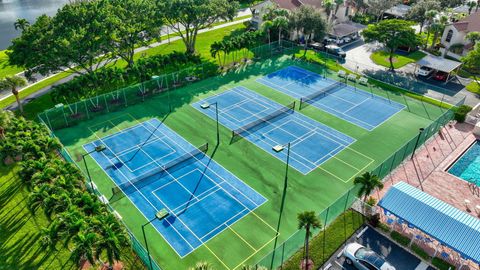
[0,0,69,50]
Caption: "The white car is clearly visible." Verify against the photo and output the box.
[416,66,433,77]
[343,243,396,270]
[341,36,352,43]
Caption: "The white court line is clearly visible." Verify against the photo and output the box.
[143,120,273,254]
[259,68,405,130]
[87,116,276,261]
[202,88,357,174]
[83,129,197,258]
[92,125,180,175]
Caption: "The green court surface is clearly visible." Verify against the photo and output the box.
[51,55,439,270]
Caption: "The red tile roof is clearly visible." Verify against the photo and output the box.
[453,11,480,33]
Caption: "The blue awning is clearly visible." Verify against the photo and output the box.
[379,182,480,263]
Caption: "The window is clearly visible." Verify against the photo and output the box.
[359,260,378,270]
[445,29,453,43]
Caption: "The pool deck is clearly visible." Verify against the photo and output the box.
[376,121,480,218]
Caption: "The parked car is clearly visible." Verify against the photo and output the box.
[343,243,396,270]
[308,42,324,51]
[416,66,433,77]
[341,36,352,43]
[325,44,346,58]
[434,71,449,81]
[324,37,336,44]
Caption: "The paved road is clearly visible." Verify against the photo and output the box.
[322,226,435,270]
[2,13,251,110]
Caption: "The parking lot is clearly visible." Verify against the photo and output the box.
[322,226,435,270]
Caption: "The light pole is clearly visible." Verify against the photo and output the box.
[211,102,220,145]
[82,144,106,191]
[142,209,169,270]
[411,128,425,160]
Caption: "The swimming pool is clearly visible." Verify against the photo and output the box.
[448,140,480,185]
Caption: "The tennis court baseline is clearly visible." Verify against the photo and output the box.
[83,118,267,257]
[257,66,405,131]
[192,86,356,175]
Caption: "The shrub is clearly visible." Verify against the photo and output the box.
[367,213,380,227]
[51,51,203,104]
[411,243,431,261]
[432,257,456,270]
[390,231,410,247]
[454,105,472,122]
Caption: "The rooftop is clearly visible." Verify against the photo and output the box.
[453,11,480,33]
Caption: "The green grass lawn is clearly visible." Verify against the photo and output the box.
[49,55,439,270]
[0,165,148,270]
[0,165,78,269]
[466,80,480,94]
[370,50,426,69]
[0,50,23,79]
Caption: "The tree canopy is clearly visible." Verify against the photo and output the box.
[158,0,239,54]
[406,0,441,33]
[362,19,419,71]
[8,0,162,77]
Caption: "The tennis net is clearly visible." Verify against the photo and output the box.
[117,143,208,192]
[299,81,345,109]
[232,102,295,140]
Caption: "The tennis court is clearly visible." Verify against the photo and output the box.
[192,86,356,175]
[83,118,267,257]
[256,66,405,131]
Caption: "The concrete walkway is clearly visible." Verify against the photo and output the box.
[1,12,251,109]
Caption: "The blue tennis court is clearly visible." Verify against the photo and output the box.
[257,66,405,131]
[192,86,355,174]
[83,118,266,257]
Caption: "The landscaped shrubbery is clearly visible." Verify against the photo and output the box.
[390,230,411,247]
[0,110,131,268]
[432,257,456,270]
[282,210,363,269]
[454,105,473,122]
[50,52,202,104]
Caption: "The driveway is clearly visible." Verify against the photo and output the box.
[321,226,435,270]
[341,41,478,106]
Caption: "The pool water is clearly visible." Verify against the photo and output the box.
[448,140,480,185]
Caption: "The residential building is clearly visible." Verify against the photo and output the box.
[440,11,480,60]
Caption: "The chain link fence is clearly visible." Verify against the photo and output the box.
[37,40,465,270]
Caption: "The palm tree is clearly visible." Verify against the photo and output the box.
[0,76,27,114]
[428,22,444,50]
[354,171,384,201]
[424,10,438,48]
[334,0,345,20]
[94,214,127,266]
[261,20,274,46]
[71,230,97,266]
[467,0,477,14]
[189,261,214,270]
[14,18,30,31]
[324,0,335,22]
[273,16,290,46]
[210,41,223,66]
[297,211,322,270]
